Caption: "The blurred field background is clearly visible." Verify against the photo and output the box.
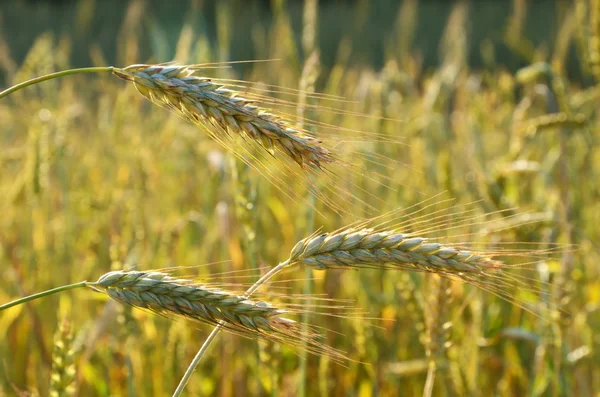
[1,0,599,396]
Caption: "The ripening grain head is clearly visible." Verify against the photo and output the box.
[89,270,348,362]
[113,64,334,170]
[283,197,566,311]
[288,226,503,273]
[112,62,406,215]
[92,270,290,334]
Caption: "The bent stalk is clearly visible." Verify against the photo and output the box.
[0,281,88,311]
[172,261,288,397]
[0,67,114,99]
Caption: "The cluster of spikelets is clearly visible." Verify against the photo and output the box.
[88,270,347,362]
[109,63,402,215]
[91,270,291,336]
[112,64,334,170]
[288,227,502,274]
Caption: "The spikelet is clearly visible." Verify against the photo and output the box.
[49,319,76,397]
[112,64,333,171]
[89,270,347,362]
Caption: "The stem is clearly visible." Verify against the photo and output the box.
[172,261,288,397]
[0,281,88,311]
[244,261,288,296]
[299,208,315,397]
[422,276,451,397]
[172,325,221,397]
[423,362,436,397]
[298,0,319,387]
[0,67,114,99]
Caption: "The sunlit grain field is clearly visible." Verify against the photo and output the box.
[1,1,599,396]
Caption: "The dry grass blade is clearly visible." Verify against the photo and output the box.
[112,64,334,171]
[89,270,347,362]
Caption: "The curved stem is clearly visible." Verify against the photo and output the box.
[0,67,114,99]
[171,325,221,396]
[244,260,288,296]
[423,361,436,397]
[172,261,289,397]
[0,281,89,311]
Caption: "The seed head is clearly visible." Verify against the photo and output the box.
[113,64,334,170]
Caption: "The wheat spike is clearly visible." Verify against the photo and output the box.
[90,270,346,361]
[288,227,502,275]
[91,270,289,334]
[112,64,334,170]
[284,213,557,311]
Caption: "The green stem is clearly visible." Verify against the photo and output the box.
[298,0,319,387]
[172,261,289,397]
[0,281,88,311]
[299,192,316,397]
[0,67,114,99]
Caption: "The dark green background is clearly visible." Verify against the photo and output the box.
[0,0,578,81]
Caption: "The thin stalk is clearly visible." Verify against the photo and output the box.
[172,261,288,397]
[423,362,437,397]
[423,276,451,397]
[0,67,114,99]
[231,155,265,392]
[0,281,88,311]
[550,73,576,397]
[299,199,316,397]
[298,0,319,392]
